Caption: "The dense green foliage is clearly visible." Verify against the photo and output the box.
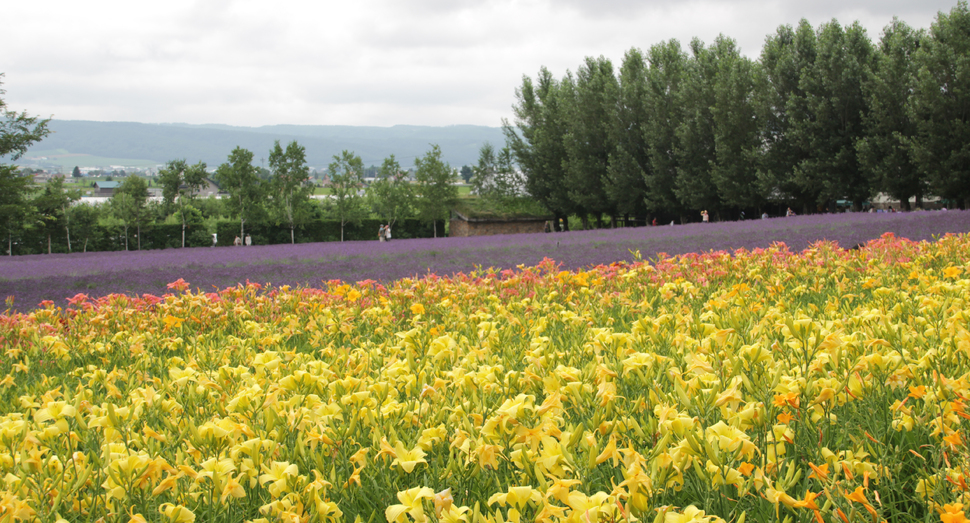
[504,3,970,223]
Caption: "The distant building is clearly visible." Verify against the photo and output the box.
[192,179,220,198]
[32,171,60,184]
[449,210,552,237]
[93,181,120,196]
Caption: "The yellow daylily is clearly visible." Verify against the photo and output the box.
[386,486,435,523]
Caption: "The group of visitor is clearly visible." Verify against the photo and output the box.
[233,234,252,246]
[378,224,392,242]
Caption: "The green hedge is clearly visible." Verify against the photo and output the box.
[7,223,214,255]
[5,219,440,255]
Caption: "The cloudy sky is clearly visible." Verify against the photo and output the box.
[1,0,958,128]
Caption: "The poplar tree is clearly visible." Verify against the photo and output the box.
[857,18,923,210]
[673,38,720,216]
[791,21,874,210]
[503,68,574,230]
[643,39,689,220]
[910,2,970,209]
[711,37,764,214]
[756,21,817,213]
[561,56,617,228]
[605,48,651,222]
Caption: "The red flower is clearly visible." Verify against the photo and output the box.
[166,279,190,292]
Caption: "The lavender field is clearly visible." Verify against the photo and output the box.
[2,210,968,312]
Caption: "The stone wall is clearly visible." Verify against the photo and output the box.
[449,218,549,237]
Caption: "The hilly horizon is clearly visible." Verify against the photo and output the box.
[20,120,507,170]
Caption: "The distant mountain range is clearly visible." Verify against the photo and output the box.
[22,120,507,169]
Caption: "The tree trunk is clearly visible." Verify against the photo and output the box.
[124,226,129,251]
[433,220,437,238]
[83,238,88,253]
[137,224,141,250]
[182,221,186,248]
[7,233,11,256]
[341,222,345,242]
[48,234,52,254]
[63,204,72,253]
[290,226,295,245]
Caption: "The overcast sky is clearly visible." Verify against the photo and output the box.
[1,0,959,128]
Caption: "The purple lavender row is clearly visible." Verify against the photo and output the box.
[1,210,967,312]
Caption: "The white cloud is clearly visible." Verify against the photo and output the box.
[0,0,960,127]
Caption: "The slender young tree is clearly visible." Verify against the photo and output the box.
[69,203,100,253]
[35,177,80,254]
[327,150,367,242]
[268,140,313,244]
[159,159,208,247]
[214,147,263,241]
[111,176,149,251]
[414,144,458,238]
[366,155,414,228]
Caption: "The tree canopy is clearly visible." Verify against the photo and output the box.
[503,3,970,221]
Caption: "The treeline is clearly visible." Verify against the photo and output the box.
[502,3,970,227]
[1,138,461,255]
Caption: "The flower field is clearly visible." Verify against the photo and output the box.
[2,209,969,313]
[1,232,970,522]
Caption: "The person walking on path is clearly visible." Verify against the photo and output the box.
[245,234,252,246]
[701,210,709,223]
[385,224,392,241]
[233,236,241,246]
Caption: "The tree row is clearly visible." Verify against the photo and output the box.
[503,3,970,227]
[1,139,461,254]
